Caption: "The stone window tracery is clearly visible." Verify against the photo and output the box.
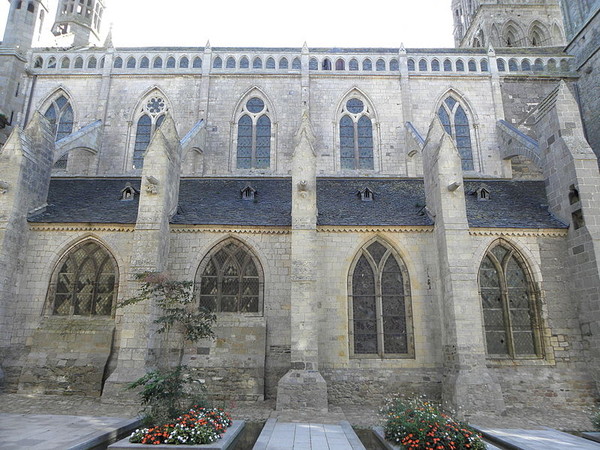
[349,240,412,357]
[437,95,474,171]
[236,96,271,169]
[48,241,118,317]
[479,241,542,358]
[196,239,262,314]
[339,97,374,170]
[133,95,168,169]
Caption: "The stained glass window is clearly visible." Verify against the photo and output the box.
[51,241,117,317]
[437,95,474,171]
[74,57,83,68]
[444,59,452,71]
[376,59,386,71]
[363,59,372,71]
[113,57,122,68]
[349,59,359,71]
[350,241,410,356]
[468,59,477,72]
[389,59,399,71]
[340,98,374,170]
[127,57,136,69]
[226,57,236,69]
[456,59,465,71]
[266,57,275,69]
[140,56,149,68]
[407,59,415,71]
[418,59,427,71]
[431,59,440,71]
[253,57,262,69]
[292,58,301,70]
[166,57,176,68]
[279,57,288,69]
[240,56,249,69]
[479,242,540,358]
[213,56,222,69]
[193,57,202,69]
[197,240,261,314]
[236,97,270,169]
[180,57,189,68]
[44,95,74,169]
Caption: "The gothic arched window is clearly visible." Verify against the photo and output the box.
[196,239,262,314]
[479,242,541,358]
[48,241,118,317]
[132,95,168,169]
[438,95,474,171]
[44,94,74,169]
[236,96,271,170]
[340,97,374,170]
[349,240,412,357]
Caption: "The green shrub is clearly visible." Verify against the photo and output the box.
[591,404,600,431]
[382,397,485,450]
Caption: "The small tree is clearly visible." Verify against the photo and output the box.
[119,272,216,425]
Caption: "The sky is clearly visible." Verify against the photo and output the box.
[0,0,455,48]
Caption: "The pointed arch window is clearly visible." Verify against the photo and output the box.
[340,97,374,170]
[44,94,74,169]
[196,240,262,314]
[349,240,413,357]
[236,96,271,170]
[48,241,118,317]
[438,96,474,171]
[133,95,168,169]
[479,242,542,358]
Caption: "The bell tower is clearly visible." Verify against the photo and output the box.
[451,0,566,48]
[2,0,50,50]
[52,0,106,47]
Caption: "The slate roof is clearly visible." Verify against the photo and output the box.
[464,180,567,229]
[28,178,566,230]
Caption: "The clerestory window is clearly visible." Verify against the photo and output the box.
[438,96,474,171]
[479,242,542,358]
[340,98,374,170]
[48,241,118,317]
[196,239,262,314]
[133,96,167,169]
[349,240,413,357]
[44,94,74,169]
[236,97,271,170]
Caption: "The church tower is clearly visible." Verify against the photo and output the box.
[2,0,50,50]
[52,0,106,47]
[452,0,566,48]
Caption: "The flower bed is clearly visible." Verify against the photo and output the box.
[381,398,485,450]
[129,408,232,446]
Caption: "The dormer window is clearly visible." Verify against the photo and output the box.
[241,185,257,201]
[120,182,139,201]
[475,185,490,201]
[358,187,375,202]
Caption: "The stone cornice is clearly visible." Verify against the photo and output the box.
[29,224,135,232]
[317,225,434,233]
[171,225,290,234]
[469,228,567,237]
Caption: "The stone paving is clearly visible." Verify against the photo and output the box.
[476,426,600,449]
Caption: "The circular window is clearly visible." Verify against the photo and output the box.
[146,97,165,115]
[246,97,265,114]
[346,98,364,114]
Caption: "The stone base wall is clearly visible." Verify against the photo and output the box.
[322,368,443,406]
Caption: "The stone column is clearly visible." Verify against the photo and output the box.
[276,111,328,412]
[535,81,600,394]
[103,115,182,398]
[0,113,54,388]
[422,118,505,416]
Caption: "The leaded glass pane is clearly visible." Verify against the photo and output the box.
[363,59,372,71]
[279,57,288,69]
[346,98,364,114]
[266,57,275,69]
[309,58,318,70]
[497,59,506,71]
[481,59,489,72]
[491,246,508,263]
[226,57,236,69]
[468,60,477,72]
[455,106,473,171]
[113,57,122,68]
[508,59,518,71]
[521,59,531,71]
[237,114,252,169]
[56,95,68,109]
[247,97,265,113]
[407,59,415,71]
[381,256,407,353]
[213,56,222,69]
[438,106,451,135]
[193,57,202,68]
[367,242,387,266]
[74,57,83,68]
[357,116,373,170]
[179,57,189,68]
[353,255,377,354]
[133,114,151,169]
[390,59,399,71]
[336,59,345,70]
[166,57,176,68]
[349,59,359,71]
[292,58,301,70]
[127,57,136,68]
[252,57,262,69]
[456,59,465,71]
[340,115,355,170]
[57,104,74,141]
[431,59,440,71]
[256,115,271,169]
[140,57,149,68]
[418,59,427,71]
[376,59,386,71]
[240,57,249,69]
[444,59,452,71]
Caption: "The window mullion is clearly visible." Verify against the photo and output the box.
[354,119,360,170]
[376,266,384,357]
[251,116,257,168]
[499,264,516,357]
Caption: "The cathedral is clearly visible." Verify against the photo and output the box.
[0,0,599,414]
